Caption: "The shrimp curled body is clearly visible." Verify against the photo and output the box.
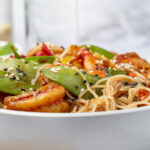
[4,83,66,111]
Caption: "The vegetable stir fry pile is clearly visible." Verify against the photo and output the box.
[0,42,150,113]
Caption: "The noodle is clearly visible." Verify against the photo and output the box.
[72,75,150,112]
[57,46,150,113]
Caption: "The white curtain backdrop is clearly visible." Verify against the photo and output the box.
[0,0,11,23]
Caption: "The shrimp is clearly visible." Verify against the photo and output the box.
[70,48,106,78]
[114,52,150,69]
[33,99,70,113]
[3,83,66,111]
[112,52,150,77]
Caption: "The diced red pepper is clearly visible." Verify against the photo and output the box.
[10,55,15,58]
[42,43,54,56]
[21,54,26,58]
[139,89,150,101]
[34,43,54,56]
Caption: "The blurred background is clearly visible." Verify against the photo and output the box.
[0,0,150,58]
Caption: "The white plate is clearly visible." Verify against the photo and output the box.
[0,105,150,150]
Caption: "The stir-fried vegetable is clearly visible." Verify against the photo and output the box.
[82,44,115,59]
[139,89,150,101]
[43,67,127,99]
[0,42,18,56]
[43,66,100,98]
[0,70,6,75]
[25,56,55,64]
[106,68,127,76]
[0,55,56,95]
[0,58,39,82]
[0,76,39,95]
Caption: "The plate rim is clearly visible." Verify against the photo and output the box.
[0,106,150,118]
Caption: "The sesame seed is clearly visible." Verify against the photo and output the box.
[5,74,9,77]
[9,76,16,80]
[142,82,146,86]
[89,70,94,73]
[83,80,86,83]
[75,85,79,89]
[23,73,27,76]
[16,67,25,74]
[60,46,65,49]
[72,98,76,101]
[124,82,129,86]
[75,72,78,75]
[33,66,38,69]
[80,88,85,92]
[12,77,16,80]
[21,88,25,91]
[90,82,93,86]
[3,68,8,71]
[130,83,137,88]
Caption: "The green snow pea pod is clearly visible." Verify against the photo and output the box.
[0,58,39,82]
[82,44,115,59]
[0,70,5,75]
[42,66,102,99]
[106,68,127,77]
[43,67,127,100]
[24,56,55,64]
[0,42,18,56]
[0,76,40,95]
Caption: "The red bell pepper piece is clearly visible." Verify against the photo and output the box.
[42,43,54,56]
[139,89,150,101]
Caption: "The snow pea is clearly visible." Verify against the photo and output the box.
[0,76,40,95]
[0,70,5,75]
[0,58,39,82]
[42,66,101,99]
[106,68,127,76]
[0,42,18,56]
[43,66,127,100]
[82,44,115,59]
[25,56,55,64]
